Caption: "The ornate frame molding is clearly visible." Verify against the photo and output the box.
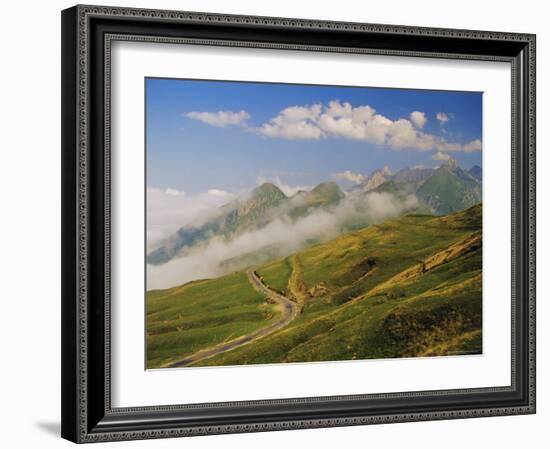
[61,4,536,443]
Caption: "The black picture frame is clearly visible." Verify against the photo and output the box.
[61,4,536,443]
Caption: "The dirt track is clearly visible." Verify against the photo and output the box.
[165,268,299,368]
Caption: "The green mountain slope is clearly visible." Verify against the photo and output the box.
[288,181,345,219]
[372,161,481,215]
[146,271,281,368]
[416,159,481,214]
[147,183,288,265]
[148,159,482,268]
[148,181,346,266]
[226,182,288,230]
[381,167,435,193]
[147,204,482,368]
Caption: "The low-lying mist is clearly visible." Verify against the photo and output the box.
[146,187,235,251]
[147,191,420,290]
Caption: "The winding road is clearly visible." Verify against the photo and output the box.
[165,267,299,368]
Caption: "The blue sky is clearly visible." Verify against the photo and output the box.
[146,78,482,195]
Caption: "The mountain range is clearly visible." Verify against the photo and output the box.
[147,180,345,265]
[147,157,481,267]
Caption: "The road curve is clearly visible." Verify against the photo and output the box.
[165,268,299,368]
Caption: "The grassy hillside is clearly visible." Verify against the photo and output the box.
[417,164,481,214]
[255,258,293,294]
[146,271,281,368]
[147,204,482,368]
[196,204,482,366]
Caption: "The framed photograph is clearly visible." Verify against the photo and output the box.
[61,4,536,443]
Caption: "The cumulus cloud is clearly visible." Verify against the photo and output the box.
[410,111,427,129]
[185,110,250,128]
[147,190,420,290]
[257,101,480,152]
[258,104,324,139]
[436,112,450,125]
[185,101,480,153]
[147,187,236,251]
[332,170,366,184]
[463,139,482,152]
[434,138,482,153]
[432,151,452,161]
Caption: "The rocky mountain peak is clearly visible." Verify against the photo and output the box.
[251,182,286,199]
[468,165,482,181]
[443,157,459,171]
[380,166,392,177]
[310,181,345,202]
[361,166,392,191]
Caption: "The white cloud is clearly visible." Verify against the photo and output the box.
[165,188,185,196]
[436,112,450,125]
[147,190,420,289]
[257,101,480,152]
[463,139,483,152]
[185,101,481,153]
[147,186,185,196]
[332,170,366,184]
[434,138,482,153]
[207,188,234,198]
[258,104,324,139]
[386,118,435,150]
[435,142,461,152]
[147,186,185,195]
[410,111,427,129]
[147,187,235,251]
[432,151,452,161]
[185,110,250,128]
